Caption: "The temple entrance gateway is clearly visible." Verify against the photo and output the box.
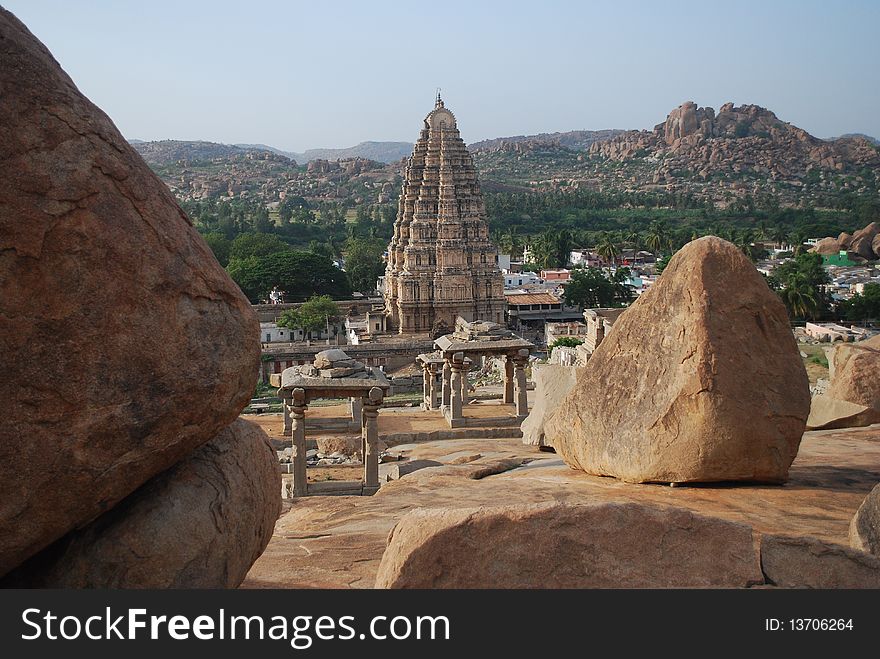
[273,349,390,497]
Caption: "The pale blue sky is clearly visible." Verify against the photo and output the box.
[5,0,879,150]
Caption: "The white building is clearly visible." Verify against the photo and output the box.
[505,271,543,288]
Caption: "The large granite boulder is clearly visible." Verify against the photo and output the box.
[544,236,810,484]
[0,9,259,576]
[1,420,280,588]
[847,222,880,260]
[838,232,854,250]
[375,502,762,588]
[850,483,880,556]
[760,534,880,588]
[810,237,840,256]
[520,364,582,448]
[826,335,880,409]
[806,395,880,431]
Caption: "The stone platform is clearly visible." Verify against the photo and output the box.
[241,425,880,588]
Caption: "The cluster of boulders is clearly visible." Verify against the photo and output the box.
[590,101,880,180]
[807,335,880,430]
[543,236,811,484]
[0,9,279,587]
[810,222,880,261]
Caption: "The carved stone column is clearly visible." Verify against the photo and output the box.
[282,398,292,435]
[513,349,530,418]
[421,362,431,409]
[459,357,471,406]
[441,360,452,409]
[290,387,308,497]
[362,386,383,493]
[427,364,438,410]
[503,356,515,404]
[449,352,464,422]
[349,397,362,426]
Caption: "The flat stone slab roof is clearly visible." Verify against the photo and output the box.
[434,335,534,354]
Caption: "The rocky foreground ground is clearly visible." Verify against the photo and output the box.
[243,413,880,588]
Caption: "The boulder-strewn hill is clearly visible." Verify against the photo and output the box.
[590,101,880,181]
[469,129,624,153]
[827,133,879,146]
[133,140,292,166]
[233,141,414,164]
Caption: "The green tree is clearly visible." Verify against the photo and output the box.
[645,221,671,255]
[227,250,352,303]
[344,237,386,293]
[549,336,584,354]
[596,232,619,264]
[277,295,339,336]
[771,252,830,320]
[564,267,634,310]
[201,232,232,266]
[840,283,880,322]
[229,233,290,261]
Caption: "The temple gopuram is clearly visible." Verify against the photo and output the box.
[384,94,506,334]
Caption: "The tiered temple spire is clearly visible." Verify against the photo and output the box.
[384,96,506,333]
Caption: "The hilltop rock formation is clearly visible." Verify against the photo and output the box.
[808,336,880,430]
[850,483,880,556]
[375,503,763,588]
[590,101,880,182]
[544,236,810,484]
[1,420,280,588]
[0,9,259,576]
[520,364,581,448]
[809,222,880,261]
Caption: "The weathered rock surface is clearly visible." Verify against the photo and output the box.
[374,502,762,588]
[1,420,280,588]
[848,222,880,260]
[544,237,810,484]
[0,9,259,576]
[520,364,582,448]
[806,395,880,431]
[826,335,880,410]
[811,236,840,256]
[760,534,880,588]
[379,459,443,483]
[849,483,880,556]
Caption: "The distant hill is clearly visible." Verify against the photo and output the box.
[132,140,289,166]
[469,129,623,152]
[236,141,413,164]
[826,133,879,146]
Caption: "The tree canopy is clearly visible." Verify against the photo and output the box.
[227,250,351,303]
[564,267,634,310]
[277,295,339,333]
[344,237,386,293]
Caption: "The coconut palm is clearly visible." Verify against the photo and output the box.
[596,232,619,265]
[781,274,820,319]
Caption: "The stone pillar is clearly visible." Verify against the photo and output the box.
[513,349,529,418]
[441,360,452,409]
[449,352,464,422]
[282,398,292,435]
[421,363,430,409]
[503,356,515,404]
[290,387,308,497]
[349,397,362,425]
[459,357,470,406]
[362,386,383,493]
[427,365,438,410]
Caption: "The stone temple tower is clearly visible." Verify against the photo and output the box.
[384,95,506,334]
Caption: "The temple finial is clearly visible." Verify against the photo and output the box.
[435,88,443,109]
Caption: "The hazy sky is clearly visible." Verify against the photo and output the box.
[5,0,879,150]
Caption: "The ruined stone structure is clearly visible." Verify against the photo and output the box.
[384,95,506,333]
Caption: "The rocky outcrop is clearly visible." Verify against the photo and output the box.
[0,9,259,578]
[850,483,880,556]
[590,101,880,182]
[545,237,810,484]
[1,420,280,588]
[760,534,880,588]
[520,364,581,448]
[848,222,880,260]
[811,223,880,260]
[807,336,880,430]
[812,237,841,256]
[827,335,880,408]
[375,502,763,588]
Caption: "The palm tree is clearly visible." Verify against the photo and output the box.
[781,274,820,319]
[770,226,788,250]
[789,230,809,256]
[645,221,670,256]
[596,232,619,265]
